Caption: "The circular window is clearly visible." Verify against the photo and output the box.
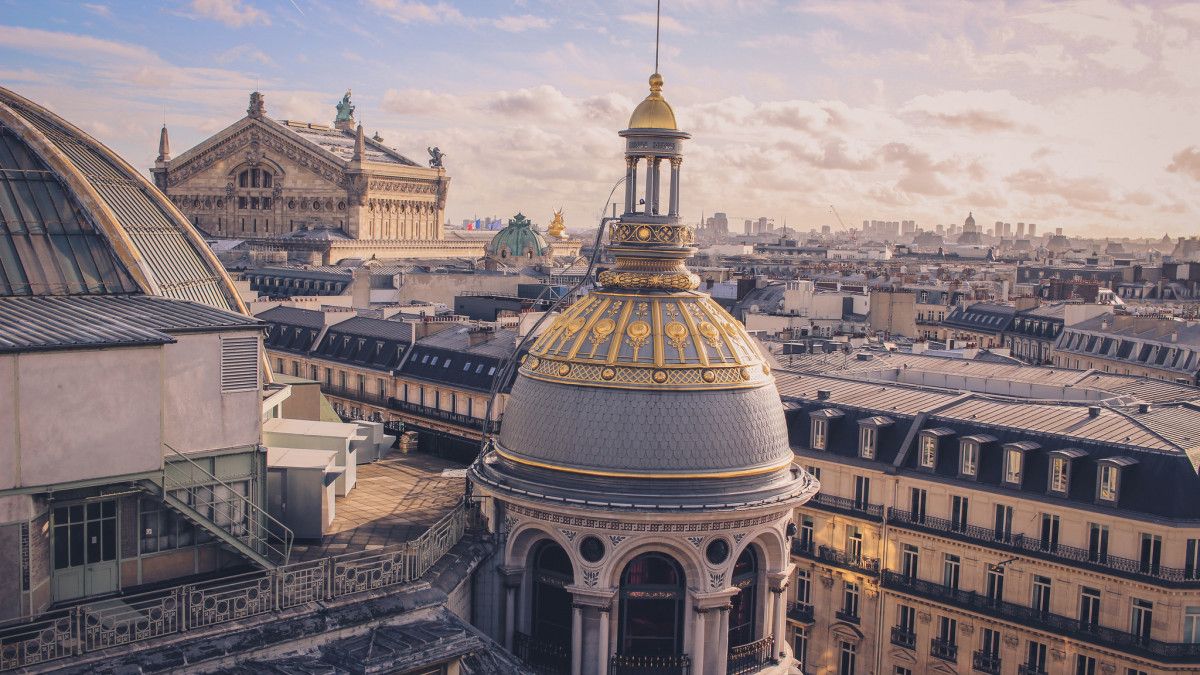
[312,201,321,211]
[579,536,605,563]
[288,200,296,209]
[337,201,346,211]
[216,199,223,208]
[706,538,730,565]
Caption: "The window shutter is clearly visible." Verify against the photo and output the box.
[221,336,259,392]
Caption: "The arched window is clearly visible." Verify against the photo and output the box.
[728,546,758,647]
[619,552,685,657]
[530,541,573,645]
[234,167,275,210]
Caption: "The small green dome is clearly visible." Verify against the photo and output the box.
[486,213,549,259]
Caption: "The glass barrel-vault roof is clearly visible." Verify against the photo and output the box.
[0,126,136,296]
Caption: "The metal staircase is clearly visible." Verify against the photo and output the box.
[138,445,293,569]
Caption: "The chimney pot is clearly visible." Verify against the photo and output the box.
[817,389,832,401]
[1088,405,1101,417]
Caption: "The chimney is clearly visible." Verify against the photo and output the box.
[468,325,494,346]
[1138,402,1152,414]
[1088,405,1101,417]
[817,389,832,401]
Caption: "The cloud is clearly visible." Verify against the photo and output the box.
[365,0,464,24]
[620,12,692,33]
[187,0,269,28]
[82,3,112,17]
[493,14,551,32]
[1167,146,1200,182]
[1005,168,1113,208]
[215,44,274,67]
[881,143,955,196]
[899,91,1040,133]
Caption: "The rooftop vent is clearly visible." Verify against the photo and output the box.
[1138,402,1152,414]
[817,389,832,401]
[1087,405,1101,417]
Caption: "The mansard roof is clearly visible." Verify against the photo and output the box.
[279,120,419,166]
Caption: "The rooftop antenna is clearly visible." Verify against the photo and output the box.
[655,0,661,73]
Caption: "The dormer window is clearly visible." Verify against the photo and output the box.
[1005,448,1022,484]
[812,419,828,450]
[918,428,954,470]
[1003,441,1039,487]
[808,408,844,451]
[859,426,875,459]
[1047,448,1085,495]
[958,435,994,479]
[961,442,978,477]
[857,416,894,460]
[1096,456,1136,504]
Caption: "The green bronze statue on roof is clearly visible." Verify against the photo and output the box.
[335,90,354,123]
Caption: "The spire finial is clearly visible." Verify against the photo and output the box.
[353,124,365,162]
[654,0,661,73]
[157,124,171,162]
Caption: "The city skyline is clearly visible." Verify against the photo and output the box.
[0,0,1198,237]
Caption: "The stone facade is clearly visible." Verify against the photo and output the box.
[152,92,448,245]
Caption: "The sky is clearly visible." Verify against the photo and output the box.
[0,0,1198,238]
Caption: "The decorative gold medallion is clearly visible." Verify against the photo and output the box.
[627,320,651,339]
[762,364,770,375]
[636,226,652,241]
[601,367,616,381]
[701,369,716,383]
[698,321,720,343]
[652,370,668,383]
[566,316,586,334]
[740,367,751,380]
[558,364,571,376]
[527,357,540,370]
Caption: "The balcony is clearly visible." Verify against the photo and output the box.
[728,636,774,675]
[1017,665,1048,675]
[888,508,1200,587]
[787,601,814,624]
[387,396,498,433]
[931,638,958,662]
[890,626,916,650]
[834,609,860,625]
[808,493,884,521]
[513,631,570,675]
[791,540,881,577]
[881,571,1200,663]
[610,653,691,675]
[972,651,1001,674]
[321,384,389,406]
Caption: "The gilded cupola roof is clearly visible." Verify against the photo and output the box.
[627,73,677,130]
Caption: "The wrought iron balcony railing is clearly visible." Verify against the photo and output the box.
[387,396,498,433]
[807,493,884,521]
[609,653,691,675]
[1017,664,1048,675]
[972,650,1002,675]
[0,499,478,672]
[888,508,1200,587]
[513,631,570,675]
[881,571,1200,662]
[890,626,916,649]
[787,601,814,624]
[320,384,389,406]
[931,638,958,662]
[727,636,774,675]
[834,609,860,625]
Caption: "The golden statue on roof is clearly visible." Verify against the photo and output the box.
[547,208,566,239]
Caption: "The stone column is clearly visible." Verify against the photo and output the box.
[597,603,611,675]
[691,606,708,674]
[650,158,662,214]
[571,603,584,675]
[668,158,682,217]
[499,566,524,649]
[714,602,732,675]
[568,585,617,675]
[625,157,637,213]
[643,155,654,214]
[768,569,791,661]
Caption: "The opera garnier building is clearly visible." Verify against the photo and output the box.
[469,73,820,675]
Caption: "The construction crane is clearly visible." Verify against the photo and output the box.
[829,204,848,231]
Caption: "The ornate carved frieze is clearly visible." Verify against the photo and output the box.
[169,122,343,185]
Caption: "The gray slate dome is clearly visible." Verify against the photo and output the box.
[497,374,792,476]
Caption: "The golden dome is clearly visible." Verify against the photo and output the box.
[628,72,677,130]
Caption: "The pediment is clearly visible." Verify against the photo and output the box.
[929,659,959,675]
[168,117,345,186]
[888,648,917,664]
[828,622,864,643]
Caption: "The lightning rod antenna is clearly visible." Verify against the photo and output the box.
[655,0,661,73]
